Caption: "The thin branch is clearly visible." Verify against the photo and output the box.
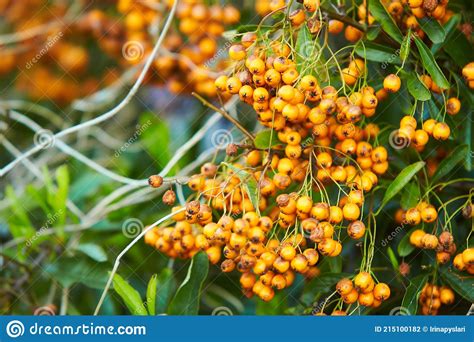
[93,208,185,315]
[1,138,85,220]
[192,92,255,142]
[0,0,178,178]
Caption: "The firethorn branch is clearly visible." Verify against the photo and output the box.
[192,92,255,142]
[0,0,178,178]
[94,207,186,315]
[0,138,85,220]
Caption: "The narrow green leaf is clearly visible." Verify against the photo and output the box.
[453,74,474,171]
[406,72,431,101]
[146,274,158,315]
[54,165,69,228]
[168,252,209,315]
[45,257,108,289]
[387,247,399,272]
[368,0,403,43]
[225,163,260,214]
[431,145,468,184]
[355,41,401,64]
[398,226,417,257]
[327,256,342,273]
[366,25,381,40]
[5,186,33,229]
[414,36,450,89]
[401,273,429,315]
[440,267,474,302]
[26,185,50,215]
[139,112,172,171]
[75,243,108,262]
[401,182,421,210]
[296,24,316,73]
[433,14,474,67]
[302,272,351,305]
[156,268,176,313]
[254,129,280,149]
[380,161,425,210]
[431,14,461,55]
[113,273,148,315]
[418,17,446,44]
[399,31,411,62]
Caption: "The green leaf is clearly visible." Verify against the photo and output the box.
[387,247,399,271]
[75,243,108,262]
[401,273,429,315]
[146,274,158,315]
[327,256,342,273]
[433,14,474,67]
[44,257,108,289]
[440,268,474,302]
[431,14,461,55]
[431,145,469,184]
[398,226,417,257]
[413,36,450,89]
[224,163,260,214]
[418,17,446,44]
[26,185,50,215]
[379,161,425,211]
[399,31,411,62]
[54,165,69,229]
[139,112,172,171]
[366,25,381,40]
[256,291,287,314]
[355,42,400,64]
[168,252,209,315]
[254,129,280,149]
[400,182,420,210]
[406,72,431,101]
[156,268,176,313]
[368,0,403,43]
[5,186,33,231]
[302,272,351,305]
[113,273,148,315]
[296,24,315,72]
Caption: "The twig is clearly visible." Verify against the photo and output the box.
[93,208,185,315]
[1,138,85,220]
[192,92,255,142]
[0,0,178,178]
[157,98,237,176]
[60,287,69,315]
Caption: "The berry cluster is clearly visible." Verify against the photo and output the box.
[334,274,391,310]
[419,283,455,315]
